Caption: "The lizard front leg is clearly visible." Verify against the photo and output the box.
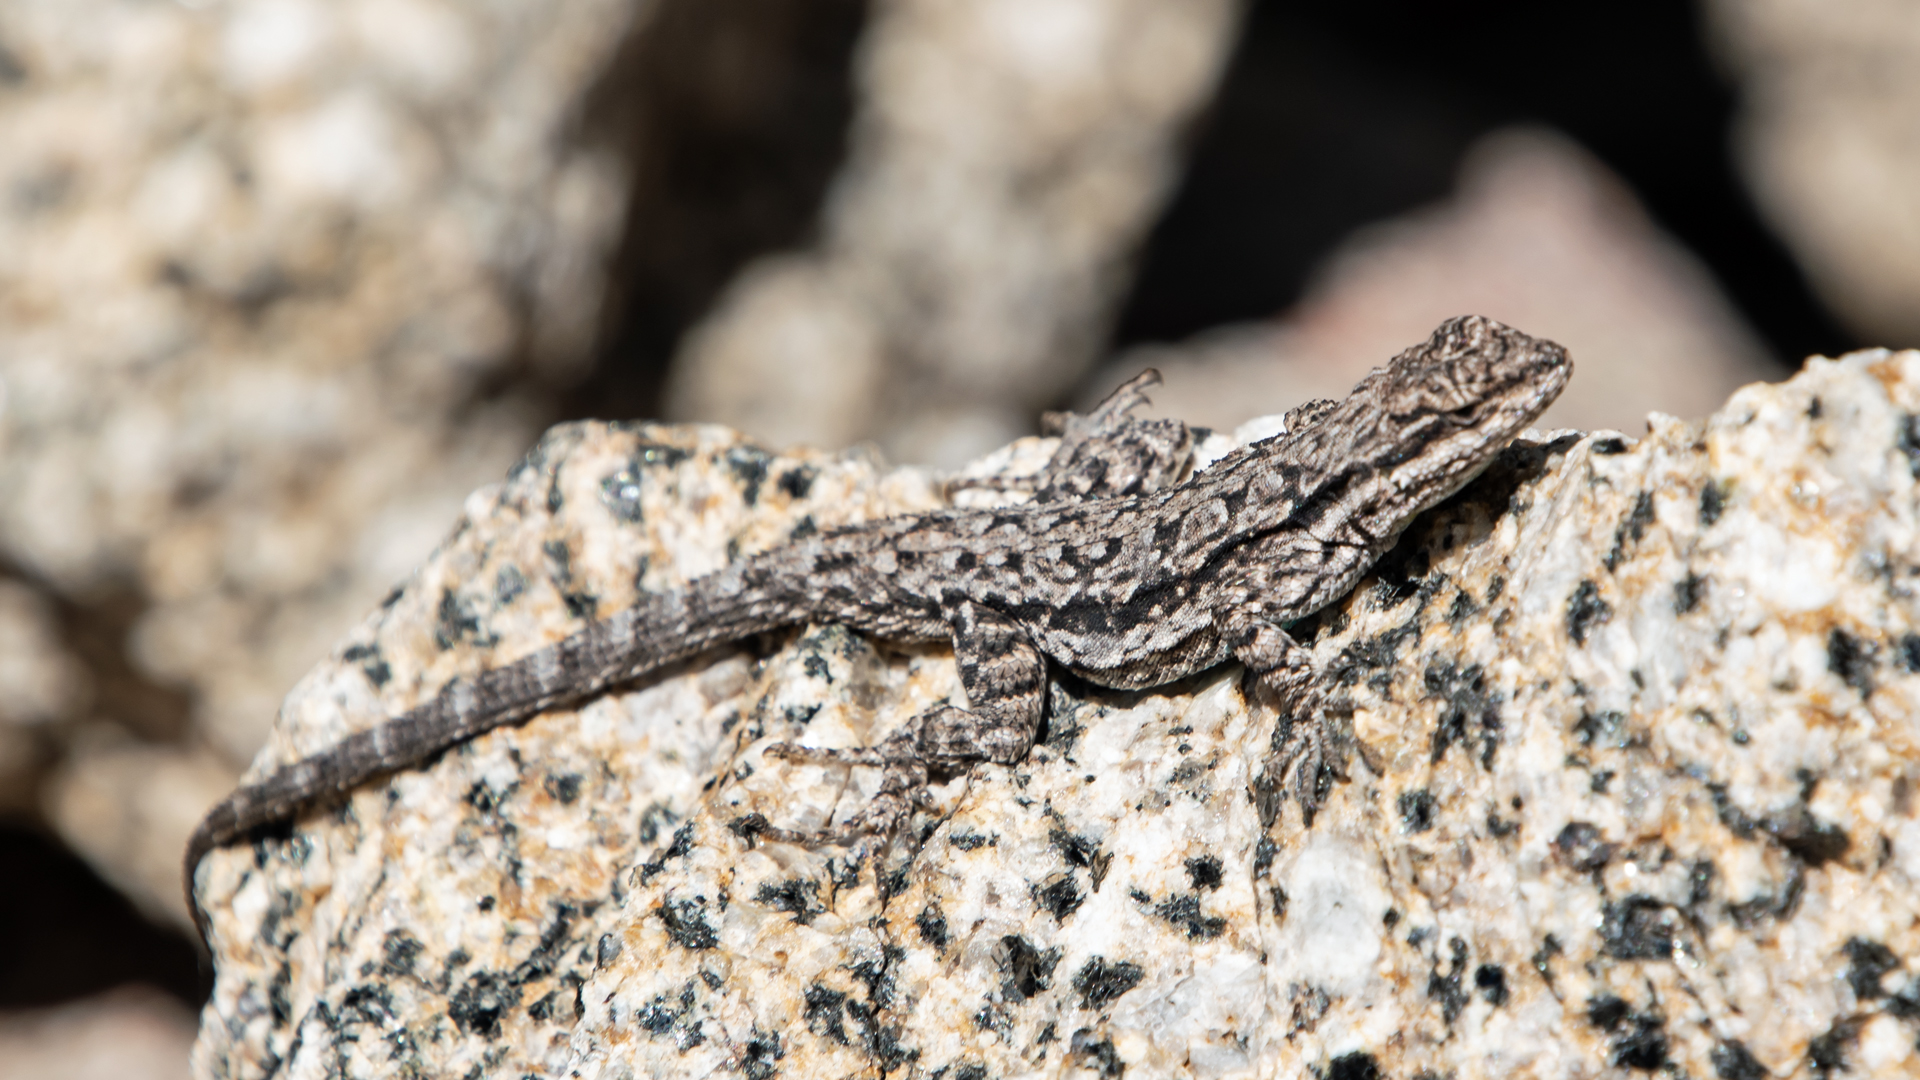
[763,600,1046,845]
[1215,604,1328,817]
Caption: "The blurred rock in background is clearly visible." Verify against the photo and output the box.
[1707,0,1920,349]
[0,987,196,1080]
[666,0,1241,466]
[1098,128,1775,434]
[0,0,1916,1073]
[0,0,642,935]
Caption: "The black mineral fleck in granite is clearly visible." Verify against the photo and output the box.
[1610,1014,1670,1071]
[1428,937,1469,1024]
[1572,708,1626,747]
[637,441,690,471]
[448,969,519,1038]
[657,897,719,950]
[1807,1018,1861,1077]
[1039,873,1085,921]
[1071,956,1143,1009]
[379,930,422,977]
[1069,1029,1124,1078]
[1711,1040,1769,1080]
[435,587,487,649]
[724,446,772,505]
[494,563,526,605]
[741,1027,782,1080]
[1589,991,1666,1068]
[1898,414,1920,476]
[1251,835,1277,878]
[1184,854,1223,891]
[996,935,1060,1002]
[777,466,816,500]
[1687,859,1716,907]
[1699,478,1730,525]
[1673,571,1704,614]
[1604,491,1655,570]
[1328,1051,1382,1080]
[638,822,696,884]
[1048,824,1105,870]
[803,984,849,1045]
[341,642,391,688]
[1769,810,1850,867]
[915,904,950,951]
[1424,660,1501,767]
[1843,936,1898,1000]
[1601,896,1676,960]
[543,772,582,804]
[754,878,824,925]
[1566,580,1611,645]
[1397,789,1436,833]
[850,944,906,1012]
[1154,894,1226,940]
[1473,963,1508,1007]
[1827,627,1878,695]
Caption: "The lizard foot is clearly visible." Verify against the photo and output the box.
[760,731,934,846]
[1249,662,1332,823]
[1268,700,1329,819]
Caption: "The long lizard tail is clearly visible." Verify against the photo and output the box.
[183,559,806,941]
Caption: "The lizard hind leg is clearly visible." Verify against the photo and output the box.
[1215,605,1331,819]
[762,601,1048,845]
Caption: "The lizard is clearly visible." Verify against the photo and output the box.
[184,314,1570,940]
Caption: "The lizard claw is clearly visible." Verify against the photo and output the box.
[765,741,894,768]
[759,732,931,847]
[1259,680,1330,823]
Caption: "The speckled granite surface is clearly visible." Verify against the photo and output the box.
[195,349,1920,1078]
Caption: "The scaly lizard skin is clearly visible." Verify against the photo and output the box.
[185,314,1569,938]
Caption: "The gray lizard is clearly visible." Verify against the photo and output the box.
[185,314,1570,937]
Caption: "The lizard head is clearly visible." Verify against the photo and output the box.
[1345,314,1572,532]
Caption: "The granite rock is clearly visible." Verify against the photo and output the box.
[196,347,1920,1077]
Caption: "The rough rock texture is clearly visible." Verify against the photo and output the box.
[1098,128,1777,439]
[1707,0,1920,347]
[665,0,1241,467]
[0,0,641,925]
[197,346,1920,1077]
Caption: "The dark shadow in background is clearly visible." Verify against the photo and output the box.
[0,825,207,1009]
[1111,0,1853,371]
[557,0,870,424]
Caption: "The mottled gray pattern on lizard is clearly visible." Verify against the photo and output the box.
[185,314,1570,936]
